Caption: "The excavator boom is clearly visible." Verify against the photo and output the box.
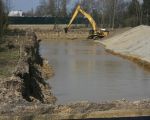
[65,5,97,33]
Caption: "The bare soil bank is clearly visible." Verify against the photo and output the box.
[0,30,56,118]
[9,24,89,40]
[98,25,150,70]
[1,25,150,119]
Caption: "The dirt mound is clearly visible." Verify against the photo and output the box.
[102,25,150,64]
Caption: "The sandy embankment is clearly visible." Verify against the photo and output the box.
[98,25,150,69]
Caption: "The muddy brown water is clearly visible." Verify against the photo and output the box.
[40,39,150,104]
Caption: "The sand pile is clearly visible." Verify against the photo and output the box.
[102,25,150,63]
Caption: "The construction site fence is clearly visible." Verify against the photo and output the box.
[8,17,86,25]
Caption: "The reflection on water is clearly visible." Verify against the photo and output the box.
[40,40,150,104]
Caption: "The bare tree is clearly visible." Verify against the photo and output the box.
[127,0,142,26]
[134,0,142,25]
[112,0,117,29]
[47,0,56,16]
[35,0,70,17]
[5,0,11,12]
[35,0,47,16]
[55,0,61,16]
[61,0,67,17]
[0,0,7,38]
[80,0,95,13]
[100,0,114,28]
[143,0,150,25]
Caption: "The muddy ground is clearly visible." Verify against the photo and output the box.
[0,25,150,119]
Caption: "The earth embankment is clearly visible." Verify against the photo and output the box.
[99,25,150,69]
[0,30,56,118]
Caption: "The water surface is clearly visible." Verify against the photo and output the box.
[40,40,150,104]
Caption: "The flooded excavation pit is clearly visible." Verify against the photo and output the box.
[40,39,150,104]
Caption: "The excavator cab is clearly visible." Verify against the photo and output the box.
[88,29,109,39]
[64,5,109,40]
[89,30,94,35]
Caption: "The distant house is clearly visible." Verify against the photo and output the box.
[8,10,23,17]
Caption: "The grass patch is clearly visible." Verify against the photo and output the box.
[0,29,27,78]
[0,46,19,78]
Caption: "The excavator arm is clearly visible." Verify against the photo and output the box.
[65,5,97,33]
[64,5,109,39]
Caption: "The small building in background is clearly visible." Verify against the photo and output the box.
[8,10,24,17]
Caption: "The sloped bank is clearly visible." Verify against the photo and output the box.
[0,31,56,118]
[98,25,150,70]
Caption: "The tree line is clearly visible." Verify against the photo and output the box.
[0,0,7,38]
[28,0,150,28]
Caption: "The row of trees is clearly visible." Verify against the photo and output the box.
[76,0,150,27]
[28,0,69,17]
[31,0,150,28]
[0,0,7,38]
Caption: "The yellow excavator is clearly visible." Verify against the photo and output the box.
[64,5,109,39]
